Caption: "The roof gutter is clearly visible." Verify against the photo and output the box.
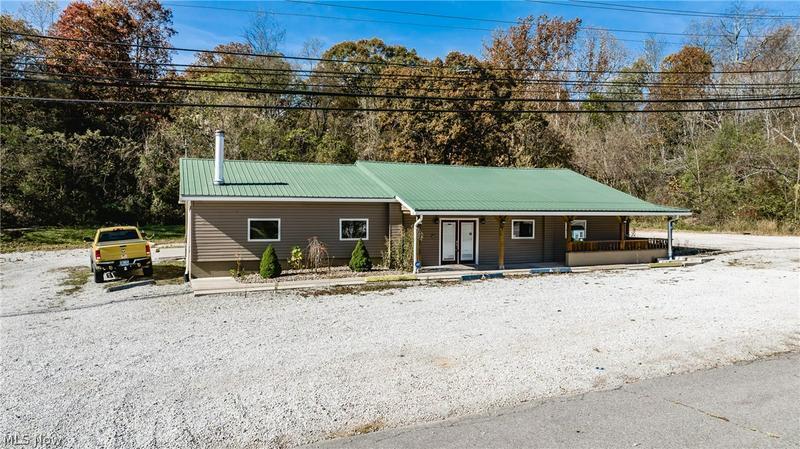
[406,210,692,217]
[178,196,396,203]
[177,195,689,216]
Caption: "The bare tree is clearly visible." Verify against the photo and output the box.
[244,9,286,54]
[19,0,58,33]
[686,0,771,65]
[299,37,324,72]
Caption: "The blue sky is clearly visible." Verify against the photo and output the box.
[3,1,799,65]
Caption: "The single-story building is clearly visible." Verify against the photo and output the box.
[179,132,690,278]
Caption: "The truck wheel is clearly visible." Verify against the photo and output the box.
[93,267,104,284]
[143,266,153,277]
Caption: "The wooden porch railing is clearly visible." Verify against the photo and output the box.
[567,238,668,252]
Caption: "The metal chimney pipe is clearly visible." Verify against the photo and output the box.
[213,130,224,185]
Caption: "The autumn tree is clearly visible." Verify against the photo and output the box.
[375,52,516,166]
[484,15,581,102]
[307,39,422,160]
[43,0,175,135]
[651,46,713,102]
[47,1,135,84]
[1,15,52,122]
[483,15,580,167]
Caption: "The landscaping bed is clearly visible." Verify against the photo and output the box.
[237,266,405,283]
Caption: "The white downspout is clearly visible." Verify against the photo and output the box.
[412,215,423,273]
[667,216,677,260]
[184,200,192,281]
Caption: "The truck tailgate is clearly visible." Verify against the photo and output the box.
[98,240,148,260]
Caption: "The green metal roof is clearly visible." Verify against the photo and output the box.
[179,158,394,199]
[355,161,688,214]
[179,158,689,215]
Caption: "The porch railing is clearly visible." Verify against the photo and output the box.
[567,238,668,252]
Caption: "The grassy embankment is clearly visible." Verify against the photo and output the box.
[631,217,798,236]
[1,225,185,253]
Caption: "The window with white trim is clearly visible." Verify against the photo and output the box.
[248,218,280,241]
[566,219,587,241]
[511,220,535,239]
[339,218,368,240]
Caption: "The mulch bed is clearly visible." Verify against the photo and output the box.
[237,266,404,283]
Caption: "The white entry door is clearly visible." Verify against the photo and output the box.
[441,221,457,262]
[459,221,475,263]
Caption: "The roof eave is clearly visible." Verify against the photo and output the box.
[178,195,396,203]
[405,210,692,217]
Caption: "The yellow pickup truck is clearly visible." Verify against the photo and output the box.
[86,226,152,283]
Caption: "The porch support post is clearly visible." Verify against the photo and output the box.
[498,216,506,270]
[667,217,673,259]
[619,216,627,250]
[412,215,424,273]
[564,216,574,251]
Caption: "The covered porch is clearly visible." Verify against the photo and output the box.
[562,215,674,266]
[408,213,684,272]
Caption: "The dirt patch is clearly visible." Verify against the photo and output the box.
[152,261,185,285]
[329,419,386,439]
[53,266,90,296]
[298,282,416,297]
[433,356,455,368]
[725,257,773,269]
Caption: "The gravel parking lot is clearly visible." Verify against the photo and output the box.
[1,233,798,448]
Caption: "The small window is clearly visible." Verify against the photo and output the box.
[98,229,140,242]
[511,220,535,239]
[248,218,280,241]
[340,218,368,240]
[566,219,587,241]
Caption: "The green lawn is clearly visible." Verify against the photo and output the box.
[0,225,185,253]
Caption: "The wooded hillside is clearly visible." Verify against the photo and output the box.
[2,0,798,232]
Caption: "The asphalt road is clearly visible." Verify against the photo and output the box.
[309,353,800,449]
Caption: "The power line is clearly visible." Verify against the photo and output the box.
[10,67,795,104]
[9,75,798,104]
[7,31,798,75]
[167,3,494,32]
[9,57,799,90]
[530,0,800,20]
[570,0,800,20]
[3,95,798,113]
[283,0,520,24]
[163,0,759,44]
[10,62,800,94]
[285,0,776,38]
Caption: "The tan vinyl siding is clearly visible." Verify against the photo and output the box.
[189,204,631,274]
[478,218,498,265]
[543,216,566,262]
[191,201,389,265]
[581,215,621,240]
[388,203,404,241]
[503,217,542,264]
[417,216,439,266]
[482,216,555,265]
